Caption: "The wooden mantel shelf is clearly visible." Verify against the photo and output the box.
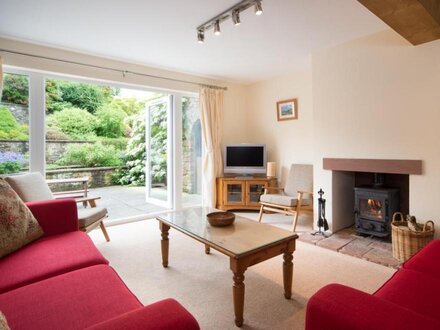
[323,158,422,175]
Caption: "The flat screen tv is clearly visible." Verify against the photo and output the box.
[224,144,267,175]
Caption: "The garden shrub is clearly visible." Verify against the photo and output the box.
[47,107,97,140]
[108,98,145,115]
[119,113,146,186]
[0,107,28,140]
[98,137,129,151]
[57,142,123,167]
[0,151,26,174]
[45,126,70,140]
[57,81,115,114]
[94,106,127,138]
[1,73,28,105]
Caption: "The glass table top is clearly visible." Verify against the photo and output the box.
[157,207,297,257]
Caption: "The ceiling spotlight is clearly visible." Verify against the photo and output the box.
[254,1,263,15]
[197,30,204,43]
[214,20,221,35]
[232,10,241,26]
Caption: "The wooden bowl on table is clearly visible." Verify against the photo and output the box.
[207,211,235,227]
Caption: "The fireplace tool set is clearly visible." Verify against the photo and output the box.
[312,189,329,236]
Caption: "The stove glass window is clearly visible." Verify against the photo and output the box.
[359,198,383,220]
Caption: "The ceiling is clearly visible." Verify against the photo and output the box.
[0,0,387,84]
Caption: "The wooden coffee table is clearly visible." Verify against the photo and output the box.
[156,207,298,327]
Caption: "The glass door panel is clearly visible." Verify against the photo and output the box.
[0,72,30,175]
[246,181,267,206]
[182,96,202,207]
[224,182,244,205]
[359,198,383,221]
[146,96,173,208]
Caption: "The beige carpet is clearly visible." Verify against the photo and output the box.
[89,213,395,330]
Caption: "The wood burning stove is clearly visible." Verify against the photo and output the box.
[354,186,399,238]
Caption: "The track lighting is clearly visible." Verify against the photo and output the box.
[197,30,204,43]
[255,1,263,15]
[214,20,221,35]
[232,10,241,26]
[196,0,263,43]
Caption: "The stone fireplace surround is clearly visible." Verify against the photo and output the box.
[320,158,422,233]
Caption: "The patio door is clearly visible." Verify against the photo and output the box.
[145,95,173,208]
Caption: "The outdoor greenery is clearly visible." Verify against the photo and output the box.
[1,74,29,105]
[57,142,123,167]
[0,107,28,140]
[47,107,97,140]
[1,73,171,184]
[0,151,26,174]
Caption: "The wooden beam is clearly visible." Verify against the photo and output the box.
[323,158,422,175]
[357,0,440,45]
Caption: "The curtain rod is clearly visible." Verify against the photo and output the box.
[0,49,228,91]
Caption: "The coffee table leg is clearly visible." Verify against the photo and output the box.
[159,222,170,268]
[232,270,245,327]
[283,251,293,299]
[205,244,210,254]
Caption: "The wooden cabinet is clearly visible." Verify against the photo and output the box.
[216,177,277,211]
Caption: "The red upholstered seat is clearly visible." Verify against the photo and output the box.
[403,240,440,279]
[0,265,142,330]
[375,269,440,322]
[0,231,108,293]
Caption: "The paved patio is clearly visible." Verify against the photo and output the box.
[85,185,201,222]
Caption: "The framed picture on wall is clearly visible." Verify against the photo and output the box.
[276,98,298,121]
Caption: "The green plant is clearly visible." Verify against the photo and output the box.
[98,137,129,151]
[1,73,28,105]
[57,142,123,167]
[94,106,128,138]
[0,107,28,140]
[119,102,168,186]
[119,113,146,185]
[45,126,70,140]
[47,107,97,140]
[108,98,146,115]
[0,151,26,174]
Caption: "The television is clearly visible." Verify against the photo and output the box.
[223,144,267,175]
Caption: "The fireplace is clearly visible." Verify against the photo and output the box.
[354,186,399,238]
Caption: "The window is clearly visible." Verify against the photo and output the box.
[0,72,30,175]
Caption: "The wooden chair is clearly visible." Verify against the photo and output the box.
[4,172,110,241]
[258,164,313,232]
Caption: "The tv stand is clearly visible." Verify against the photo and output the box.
[216,176,277,211]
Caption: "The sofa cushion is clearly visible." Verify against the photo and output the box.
[0,311,10,330]
[260,193,311,207]
[4,172,54,202]
[0,265,142,330]
[78,207,107,228]
[375,269,440,322]
[0,178,44,258]
[403,240,440,278]
[0,231,108,293]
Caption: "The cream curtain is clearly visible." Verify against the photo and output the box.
[0,56,3,100]
[199,87,224,208]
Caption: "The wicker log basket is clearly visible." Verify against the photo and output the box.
[391,212,435,262]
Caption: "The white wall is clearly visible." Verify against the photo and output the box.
[312,30,440,233]
[244,69,314,186]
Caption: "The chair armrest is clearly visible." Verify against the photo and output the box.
[297,190,313,195]
[26,199,79,236]
[306,284,440,330]
[264,187,284,194]
[85,299,200,330]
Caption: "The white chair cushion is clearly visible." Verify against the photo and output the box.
[260,194,311,207]
[4,172,54,202]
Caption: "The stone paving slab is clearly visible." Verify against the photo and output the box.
[363,248,401,269]
[339,237,373,258]
[298,233,326,245]
[316,235,356,251]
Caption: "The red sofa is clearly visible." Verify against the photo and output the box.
[306,240,440,330]
[0,199,199,330]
